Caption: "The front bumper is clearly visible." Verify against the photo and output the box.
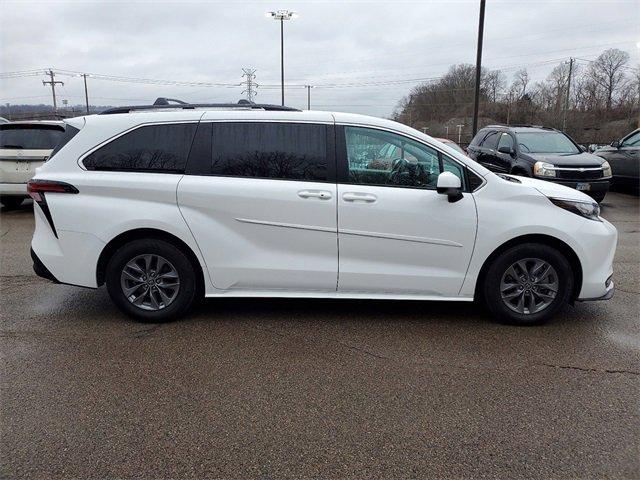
[546,178,610,196]
[578,280,614,301]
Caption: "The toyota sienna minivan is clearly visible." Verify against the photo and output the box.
[28,101,617,325]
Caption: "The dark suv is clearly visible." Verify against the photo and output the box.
[467,125,611,202]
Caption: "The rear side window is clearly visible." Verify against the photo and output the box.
[83,123,197,172]
[208,122,328,181]
[481,131,500,150]
[0,125,65,150]
[469,129,488,147]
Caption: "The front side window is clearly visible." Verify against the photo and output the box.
[344,126,466,189]
[621,131,640,147]
[516,131,580,154]
[84,123,197,172]
[209,122,327,181]
[497,133,514,151]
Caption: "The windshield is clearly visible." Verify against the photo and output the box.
[516,131,579,154]
[0,125,65,150]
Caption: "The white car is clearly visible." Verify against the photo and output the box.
[1,120,66,209]
[28,102,617,325]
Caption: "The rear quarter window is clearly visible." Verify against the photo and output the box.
[83,123,197,172]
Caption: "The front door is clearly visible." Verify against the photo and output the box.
[178,119,338,292]
[336,126,478,296]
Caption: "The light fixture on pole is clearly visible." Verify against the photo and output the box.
[266,10,298,106]
[305,85,314,110]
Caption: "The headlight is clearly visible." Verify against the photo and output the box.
[533,161,556,178]
[601,160,612,178]
[549,197,601,221]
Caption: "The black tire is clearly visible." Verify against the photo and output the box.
[105,238,197,322]
[1,196,24,209]
[482,243,573,326]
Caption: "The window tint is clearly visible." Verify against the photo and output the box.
[209,122,327,181]
[481,131,500,150]
[0,125,65,150]
[470,129,488,147]
[497,133,514,151]
[84,123,197,172]
[622,131,640,147]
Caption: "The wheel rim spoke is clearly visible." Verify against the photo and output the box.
[500,257,559,316]
[120,254,180,311]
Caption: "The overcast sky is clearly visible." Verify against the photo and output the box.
[1,0,639,117]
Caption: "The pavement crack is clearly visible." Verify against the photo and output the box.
[539,362,639,376]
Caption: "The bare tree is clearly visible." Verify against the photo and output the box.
[485,70,506,102]
[588,48,630,110]
[512,69,529,99]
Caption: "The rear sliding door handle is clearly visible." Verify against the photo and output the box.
[298,190,332,200]
[342,192,377,203]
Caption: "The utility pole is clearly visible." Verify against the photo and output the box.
[471,0,486,137]
[81,74,90,114]
[562,58,574,131]
[305,85,313,110]
[241,68,258,102]
[456,124,465,144]
[445,125,450,139]
[42,69,64,112]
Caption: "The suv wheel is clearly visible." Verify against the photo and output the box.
[105,239,197,322]
[483,243,573,326]
[1,196,24,209]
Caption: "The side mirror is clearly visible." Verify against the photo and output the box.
[497,146,514,155]
[436,171,463,203]
[579,144,587,152]
[610,140,621,148]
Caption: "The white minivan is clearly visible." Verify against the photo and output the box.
[28,102,617,325]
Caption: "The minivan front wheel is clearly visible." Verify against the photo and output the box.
[483,243,573,325]
[106,239,197,322]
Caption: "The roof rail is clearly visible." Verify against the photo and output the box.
[485,123,556,130]
[99,98,301,115]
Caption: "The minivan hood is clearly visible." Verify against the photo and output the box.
[526,152,605,167]
[504,174,596,203]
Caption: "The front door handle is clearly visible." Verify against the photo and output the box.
[298,190,332,200]
[342,192,377,203]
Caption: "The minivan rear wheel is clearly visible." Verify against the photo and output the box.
[483,243,573,325]
[105,239,197,322]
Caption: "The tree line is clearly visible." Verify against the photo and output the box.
[392,48,639,145]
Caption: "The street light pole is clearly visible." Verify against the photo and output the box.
[472,0,486,137]
[306,85,313,110]
[266,10,298,106]
[456,124,465,144]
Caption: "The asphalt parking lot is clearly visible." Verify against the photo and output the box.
[1,192,638,479]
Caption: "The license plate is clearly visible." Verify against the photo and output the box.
[576,182,591,191]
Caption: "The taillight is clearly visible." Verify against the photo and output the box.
[27,180,78,238]
[28,180,78,202]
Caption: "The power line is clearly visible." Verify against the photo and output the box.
[42,69,64,111]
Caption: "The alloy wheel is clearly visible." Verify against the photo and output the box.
[120,254,180,311]
[500,258,558,315]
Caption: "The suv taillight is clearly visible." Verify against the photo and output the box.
[27,180,78,238]
[28,180,78,202]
